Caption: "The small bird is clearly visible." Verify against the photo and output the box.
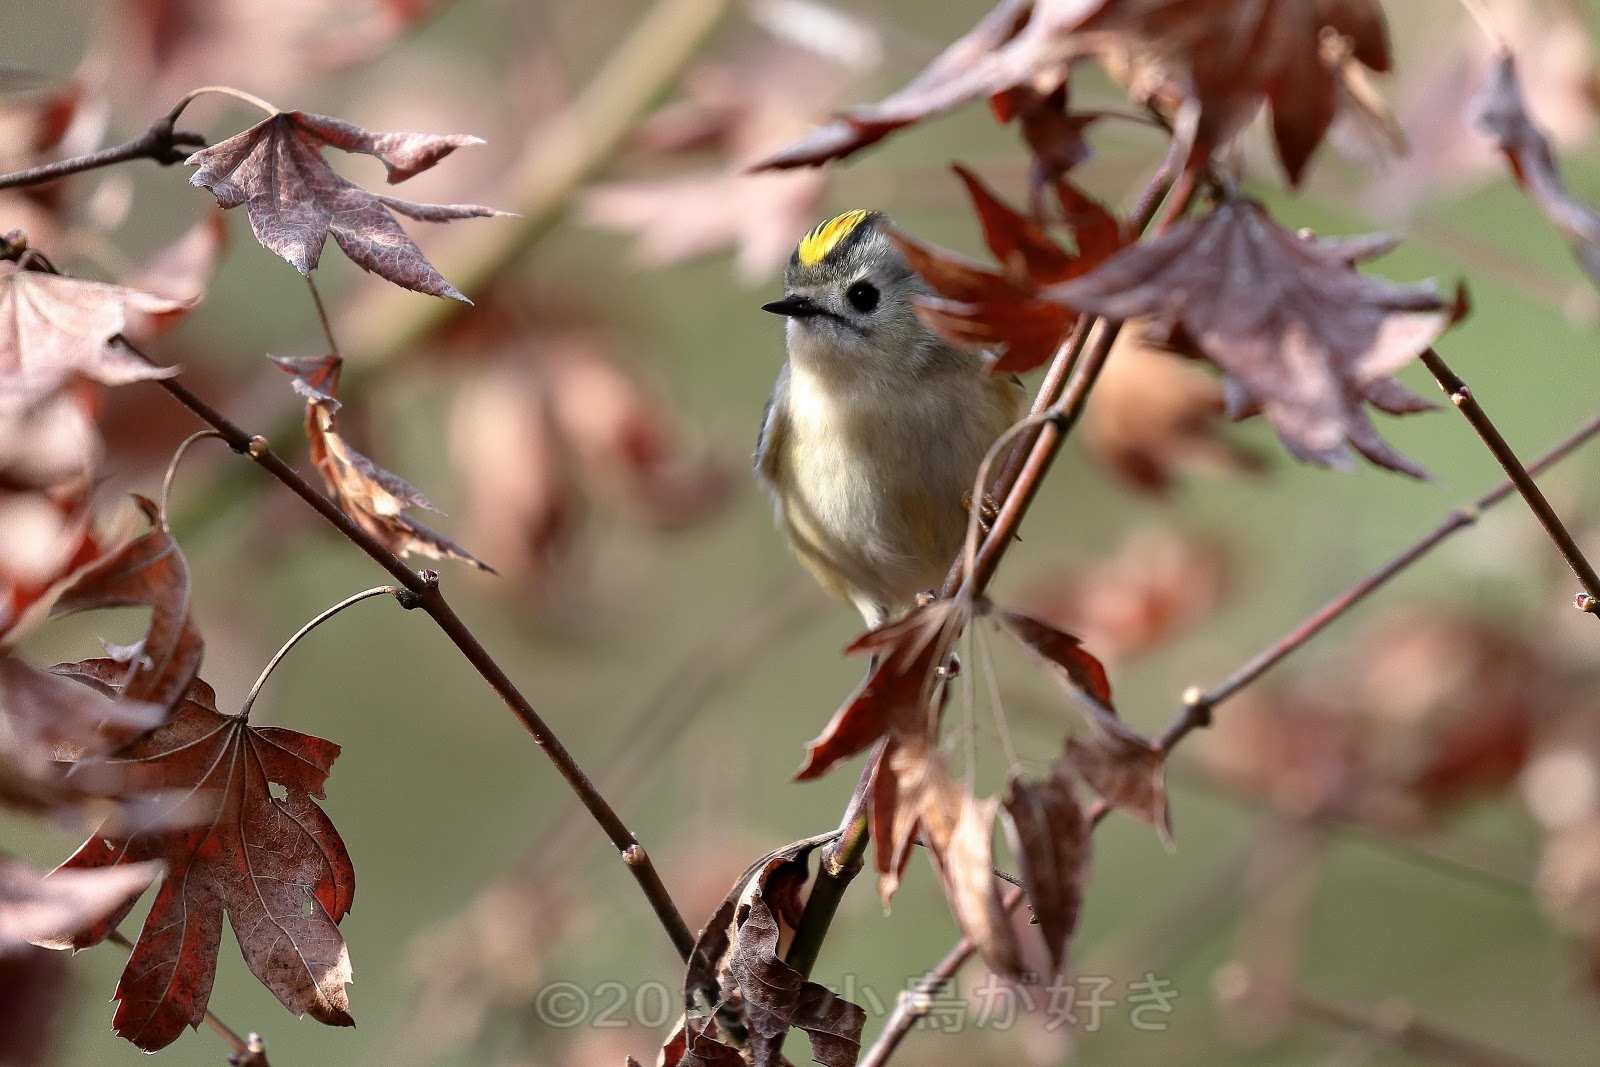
[755,210,1027,627]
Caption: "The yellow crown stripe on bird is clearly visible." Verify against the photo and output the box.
[796,209,875,267]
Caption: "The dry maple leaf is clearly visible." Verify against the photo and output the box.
[188,110,505,301]
[935,795,1025,979]
[0,263,184,400]
[51,494,202,714]
[2,853,163,951]
[0,652,163,815]
[796,598,971,781]
[1083,326,1265,493]
[751,0,1034,170]
[47,660,355,1052]
[1002,761,1089,978]
[273,354,492,571]
[1367,0,1598,218]
[1474,50,1600,285]
[887,164,1125,374]
[1080,0,1392,183]
[0,472,100,642]
[1046,197,1452,477]
[678,837,864,1067]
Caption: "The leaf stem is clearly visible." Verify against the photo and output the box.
[165,85,280,125]
[305,277,341,359]
[237,586,403,720]
[1417,347,1600,610]
[115,337,697,963]
[108,929,269,1065]
[159,430,228,523]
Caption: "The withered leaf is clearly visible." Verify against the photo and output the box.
[0,653,162,815]
[2,853,163,950]
[49,661,355,1052]
[1046,198,1452,477]
[656,1015,746,1067]
[871,738,966,905]
[0,471,100,642]
[51,495,202,714]
[1050,0,1393,183]
[887,165,1123,374]
[1474,50,1600,285]
[273,354,493,571]
[995,609,1113,708]
[0,263,183,399]
[750,0,1034,171]
[796,599,968,781]
[679,837,863,1067]
[935,795,1024,979]
[1002,763,1089,978]
[1066,732,1172,842]
[188,110,506,301]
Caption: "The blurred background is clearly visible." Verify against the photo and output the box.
[4,0,1600,1064]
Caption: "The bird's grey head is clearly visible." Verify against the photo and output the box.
[762,210,940,380]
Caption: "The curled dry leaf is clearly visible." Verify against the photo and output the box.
[0,478,100,642]
[887,164,1126,374]
[796,598,970,781]
[0,262,183,400]
[274,354,492,571]
[1084,326,1265,494]
[655,1015,747,1067]
[0,652,162,814]
[936,795,1025,979]
[1065,732,1171,842]
[1,853,163,951]
[996,609,1170,835]
[1474,50,1600,285]
[48,660,355,1052]
[188,110,505,301]
[678,837,864,1067]
[50,495,203,713]
[751,0,1034,170]
[1020,526,1228,662]
[1002,761,1089,978]
[755,0,1391,185]
[871,737,966,904]
[1074,0,1393,183]
[1047,197,1453,478]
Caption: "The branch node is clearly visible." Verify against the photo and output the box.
[1455,504,1481,526]
[395,588,421,610]
[418,568,440,589]
[1450,387,1471,407]
[1181,685,1213,726]
[246,435,268,458]
[622,844,646,867]
[1577,592,1599,615]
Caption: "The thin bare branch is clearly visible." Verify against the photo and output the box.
[115,336,696,963]
[0,117,205,191]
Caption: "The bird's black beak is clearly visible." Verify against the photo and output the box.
[761,294,822,318]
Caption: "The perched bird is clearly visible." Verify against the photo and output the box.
[755,210,1027,626]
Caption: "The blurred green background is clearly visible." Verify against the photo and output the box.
[4,1,1600,1065]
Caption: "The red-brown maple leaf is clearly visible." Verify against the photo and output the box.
[887,164,1125,374]
[1002,761,1089,978]
[1047,197,1453,477]
[0,263,184,400]
[274,354,492,570]
[51,495,202,714]
[188,110,504,301]
[48,660,355,1052]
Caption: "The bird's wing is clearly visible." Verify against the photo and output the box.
[753,363,791,488]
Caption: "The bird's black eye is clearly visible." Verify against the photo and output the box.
[846,280,879,313]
